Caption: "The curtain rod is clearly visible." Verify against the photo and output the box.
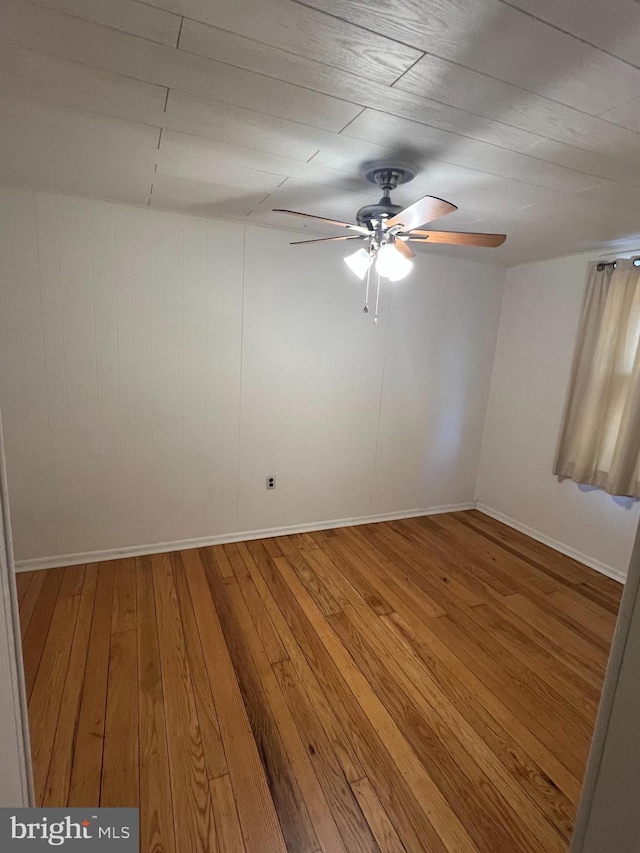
[596,257,640,271]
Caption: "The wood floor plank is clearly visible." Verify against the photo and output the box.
[334,611,564,853]
[15,570,34,606]
[316,555,566,853]
[324,544,580,824]
[250,542,451,853]
[136,556,176,853]
[201,547,320,853]
[225,542,289,664]
[18,569,45,639]
[101,627,139,806]
[563,581,620,620]
[67,561,115,807]
[24,512,619,852]
[223,572,351,853]
[392,518,511,603]
[502,593,610,677]
[284,548,343,617]
[43,566,98,807]
[260,536,283,559]
[577,570,622,599]
[380,611,577,838]
[211,544,235,579]
[574,579,621,614]
[427,514,557,595]
[28,589,82,804]
[458,512,599,590]
[272,553,480,853]
[151,552,217,851]
[272,657,379,853]
[181,547,288,853]
[172,554,227,781]
[101,561,139,807]
[472,602,601,713]
[322,537,394,616]
[210,774,247,853]
[529,588,615,651]
[342,526,445,620]
[59,565,86,598]
[299,532,321,550]
[383,610,583,806]
[372,526,596,770]
[416,516,522,596]
[307,530,332,548]
[469,593,604,694]
[443,596,591,744]
[547,588,617,640]
[431,611,592,780]
[111,558,137,632]
[273,534,307,556]
[368,523,487,610]
[237,541,366,786]
[351,777,408,853]
[22,567,65,699]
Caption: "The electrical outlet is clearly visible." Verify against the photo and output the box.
[266,476,276,490]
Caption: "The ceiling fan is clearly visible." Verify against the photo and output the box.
[273,162,506,323]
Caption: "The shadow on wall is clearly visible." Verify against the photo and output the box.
[394,275,479,475]
[576,482,638,509]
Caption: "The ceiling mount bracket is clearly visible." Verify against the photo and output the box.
[361,161,417,195]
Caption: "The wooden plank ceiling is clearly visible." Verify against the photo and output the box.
[1,0,640,264]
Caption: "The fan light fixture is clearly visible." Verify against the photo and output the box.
[343,240,412,324]
[273,161,506,325]
[374,242,413,282]
[343,247,371,280]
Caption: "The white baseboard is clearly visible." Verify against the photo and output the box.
[475,503,626,584]
[15,502,475,572]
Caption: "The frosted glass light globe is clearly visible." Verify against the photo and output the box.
[375,242,413,281]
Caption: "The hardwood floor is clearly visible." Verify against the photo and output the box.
[17,510,622,853]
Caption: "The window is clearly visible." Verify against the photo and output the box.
[554,259,640,498]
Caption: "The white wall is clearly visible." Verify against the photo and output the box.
[0,188,505,566]
[477,252,640,580]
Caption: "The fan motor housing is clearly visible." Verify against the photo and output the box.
[356,198,403,227]
[357,161,417,228]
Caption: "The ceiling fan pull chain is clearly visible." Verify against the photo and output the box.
[363,261,371,313]
[374,271,381,326]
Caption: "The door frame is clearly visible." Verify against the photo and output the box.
[0,410,34,806]
[570,518,640,851]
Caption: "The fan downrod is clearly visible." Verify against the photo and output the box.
[357,161,417,228]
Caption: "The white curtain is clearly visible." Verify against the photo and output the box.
[554,259,640,498]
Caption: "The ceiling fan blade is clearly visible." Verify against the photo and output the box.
[385,196,457,231]
[394,239,415,259]
[407,230,507,247]
[290,235,365,245]
[273,208,370,235]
